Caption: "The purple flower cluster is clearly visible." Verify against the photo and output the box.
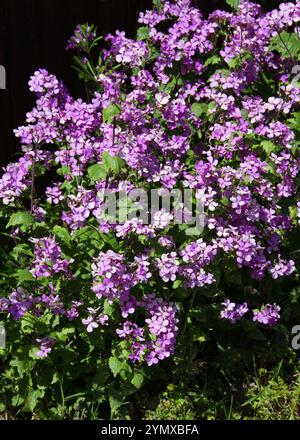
[0,286,82,322]
[220,299,249,323]
[91,250,133,302]
[46,184,63,205]
[253,303,281,326]
[0,150,51,205]
[105,31,148,67]
[220,300,281,326]
[117,293,178,366]
[0,0,299,366]
[179,239,217,288]
[82,307,109,332]
[30,237,73,278]
[66,24,97,51]
[156,252,180,282]
[36,337,55,358]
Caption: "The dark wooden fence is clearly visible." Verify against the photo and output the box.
[0,0,282,167]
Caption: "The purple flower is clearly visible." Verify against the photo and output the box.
[156,252,180,282]
[269,258,295,279]
[220,299,249,323]
[30,237,73,279]
[46,185,63,204]
[117,293,178,366]
[253,304,281,326]
[82,307,109,332]
[82,316,99,333]
[1,0,300,369]
[36,337,55,358]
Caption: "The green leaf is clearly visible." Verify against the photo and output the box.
[56,165,71,177]
[11,244,33,261]
[148,47,160,63]
[103,103,121,123]
[225,0,240,9]
[191,102,208,118]
[137,26,149,41]
[173,279,183,289]
[53,225,71,245]
[7,211,34,229]
[184,226,202,237]
[87,163,107,182]
[14,269,34,283]
[10,356,35,377]
[11,394,24,407]
[204,55,221,67]
[261,140,278,155]
[108,385,126,417]
[269,32,300,60]
[29,346,40,358]
[221,196,229,206]
[287,112,300,131]
[131,372,144,389]
[103,299,115,317]
[102,151,125,175]
[21,314,37,334]
[24,387,45,412]
[109,357,124,377]
[55,327,75,342]
[153,0,162,12]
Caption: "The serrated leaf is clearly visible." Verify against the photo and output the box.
[55,327,75,342]
[24,388,44,412]
[287,112,300,131]
[10,356,35,377]
[103,299,114,317]
[11,394,24,407]
[191,102,208,118]
[29,346,40,359]
[204,55,221,67]
[14,269,34,283]
[131,373,144,389]
[109,357,124,377]
[21,314,37,334]
[7,211,34,229]
[11,244,33,261]
[137,26,149,41]
[108,385,126,417]
[87,164,107,182]
[53,225,71,245]
[225,0,240,9]
[102,151,125,175]
[269,32,300,59]
[261,140,278,155]
[56,165,71,177]
[103,103,121,123]
[153,0,162,11]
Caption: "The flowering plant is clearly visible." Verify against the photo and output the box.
[0,0,300,418]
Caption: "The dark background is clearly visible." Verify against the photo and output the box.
[0,0,282,167]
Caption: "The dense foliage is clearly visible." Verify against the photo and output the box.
[0,0,300,419]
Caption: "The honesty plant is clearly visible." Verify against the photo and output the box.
[0,0,300,405]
